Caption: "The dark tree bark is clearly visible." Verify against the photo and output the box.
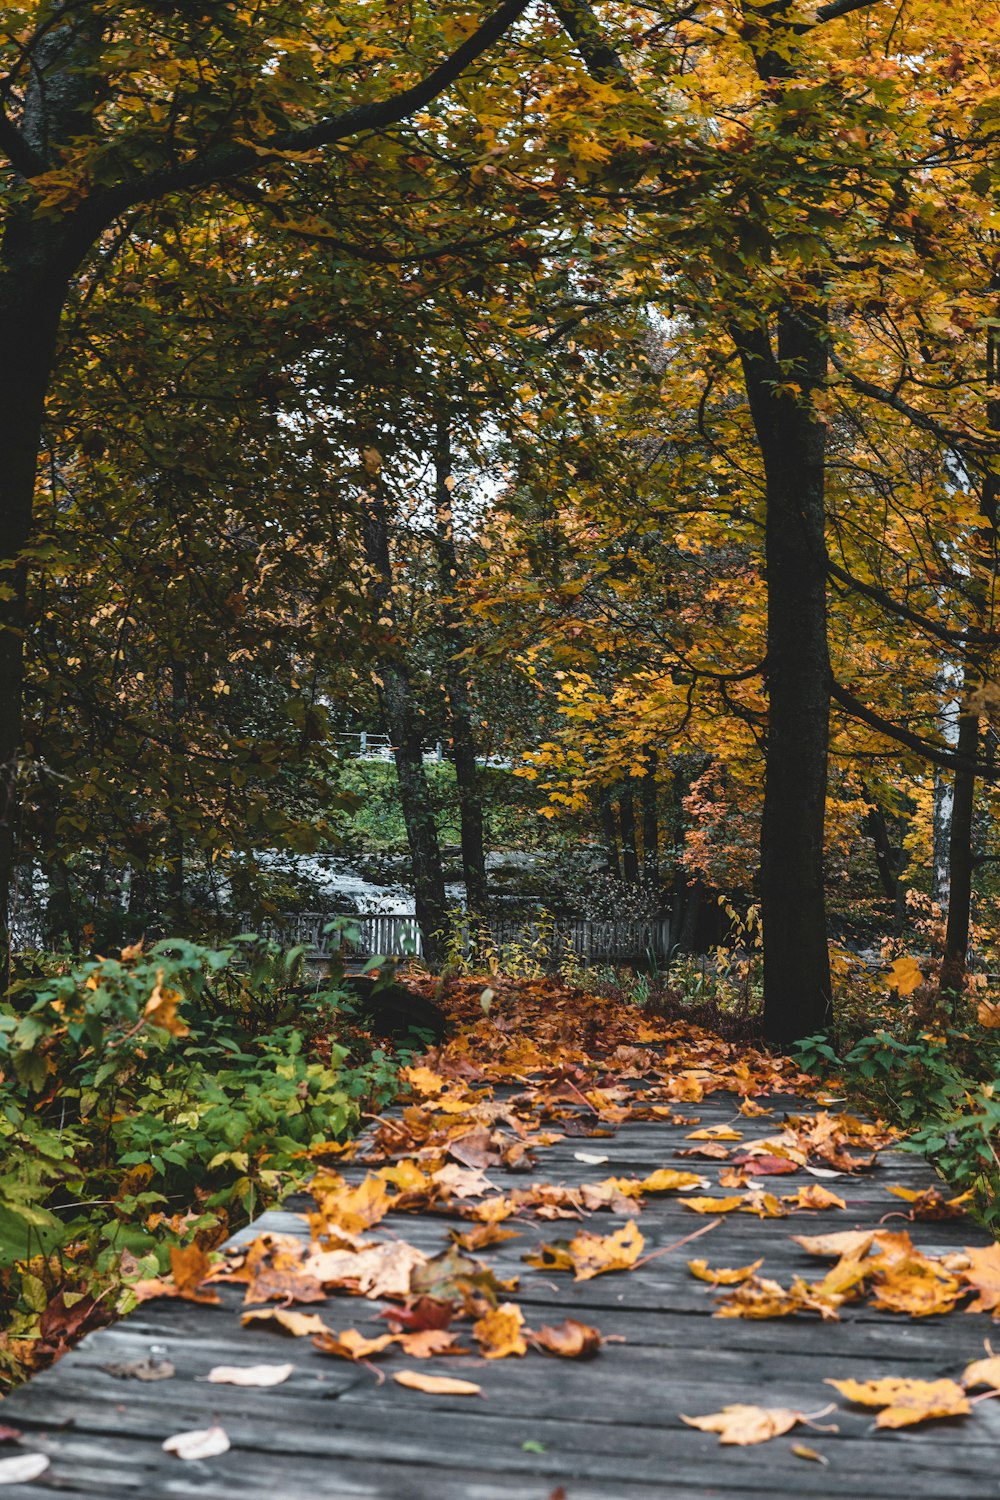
[735,298,833,1045]
[433,425,488,919]
[360,480,448,966]
[618,785,640,885]
[940,311,1000,993]
[599,793,621,880]
[641,751,659,895]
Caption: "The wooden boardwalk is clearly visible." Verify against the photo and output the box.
[1,1028,998,1497]
[1,960,1000,1500]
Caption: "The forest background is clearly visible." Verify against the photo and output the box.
[2,0,1000,1380]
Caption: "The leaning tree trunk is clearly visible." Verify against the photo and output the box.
[618,785,640,885]
[736,299,833,1045]
[360,480,448,966]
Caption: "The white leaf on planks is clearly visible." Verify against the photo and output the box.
[205,1363,294,1387]
[0,1453,51,1485]
[162,1425,231,1460]
[573,1151,610,1165]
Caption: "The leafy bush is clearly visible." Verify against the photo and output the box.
[0,935,402,1384]
[794,983,1000,1230]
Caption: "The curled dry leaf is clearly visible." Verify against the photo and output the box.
[474,1302,527,1359]
[0,1454,50,1485]
[826,1376,971,1428]
[312,1329,396,1362]
[162,1425,231,1460]
[885,1185,970,1221]
[688,1258,764,1286]
[393,1370,483,1397]
[450,1222,520,1252]
[964,1354,1000,1391]
[791,1444,828,1464]
[205,1363,294,1386]
[530,1319,603,1358]
[681,1404,804,1445]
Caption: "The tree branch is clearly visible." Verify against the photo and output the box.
[87,0,530,219]
[0,99,45,177]
[831,679,997,775]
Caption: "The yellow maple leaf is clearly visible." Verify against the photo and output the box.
[826,1377,970,1428]
[885,956,923,996]
[473,1301,527,1358]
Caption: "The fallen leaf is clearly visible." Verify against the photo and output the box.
[635,1169,708,1193]
[393,1370,482,1396]
[573,1151,610,1164]
[787,1184,846,1211]
[0,1430,21,1444]
[791,1443,828,1464]
[792,1230,874,1258]
[312,1328,396,1361]
[530,1319,603,1357]
[826,1377,970,1428]
[205,1363,294,1386]
[162,1424,231,1460]
[397,1329,465,1358]
[961,1243,1000,1313]
[474,1302,527,1358]
[240,1308,329,1337]
[682,1195,745,1215]
[688,1258,764,1285]
[450,1223,520,1252]
[681,1404,803,1445]
[963,1354,1000,1391]
[379,1297,455,1333]
[0,1454,50,1484]
[102,1358,175,1381]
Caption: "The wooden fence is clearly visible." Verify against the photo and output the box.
[237,912,673,968]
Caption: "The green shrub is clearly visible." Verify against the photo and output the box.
[0,936,401,1383]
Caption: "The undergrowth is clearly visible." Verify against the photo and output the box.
[794,982,1000,1232]
[0,933,407,1386]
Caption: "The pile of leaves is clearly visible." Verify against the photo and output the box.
[0,939,404,1386]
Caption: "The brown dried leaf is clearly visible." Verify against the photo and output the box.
[530,1318,603,1358]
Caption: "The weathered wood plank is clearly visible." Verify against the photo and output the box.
[0,1086,994,1498]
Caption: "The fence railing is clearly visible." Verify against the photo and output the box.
[234,912,672,967]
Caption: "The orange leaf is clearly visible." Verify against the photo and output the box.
[393,1370,482,1396]
[530,1318,603,1358]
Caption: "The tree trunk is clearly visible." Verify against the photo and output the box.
[641,752,659,896]
[939,307,1000,992]
[736,299,833,1045]
[599,793,621,880]
[360,480,448,966]
[618,786,640,885]
[432,425,488,919]
[940,708,979,991]
[0,250,72,962]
